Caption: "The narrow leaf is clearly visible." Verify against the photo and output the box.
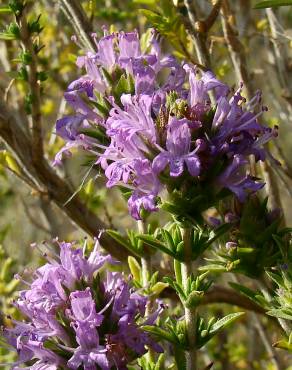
[138,235,178,259]
[229,282,263,306]
[209,312,245,334]
[273,340,292,352]
[254,0,292,8]
[107,230,143,257]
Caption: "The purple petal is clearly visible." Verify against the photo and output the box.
[152,153,170,174]
[185,155,201,177]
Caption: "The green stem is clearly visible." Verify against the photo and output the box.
[137,220,155,363]
[181,227,197,370]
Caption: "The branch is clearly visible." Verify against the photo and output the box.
[182,0,211,69]
[163,285,266,314]
[266,8,292,108]
[273,142,292,180]
[0,100,129,261]
[221,0,250,97]
[204,0,222,31]
[19,9,44,162]
[252,313,282,370]
[21,197,51,235]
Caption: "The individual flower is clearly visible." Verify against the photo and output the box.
[217,155,264,202]
[153,117,201,177]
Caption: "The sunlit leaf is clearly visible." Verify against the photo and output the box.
[254,0,292,8]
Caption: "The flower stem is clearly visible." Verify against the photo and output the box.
[181,227,197,370]
[137,220,155,363]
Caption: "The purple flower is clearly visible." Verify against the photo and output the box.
[184,65,229,108]
[153,117,201,177]
[4,240,163,370]
[128,192,158,221]
[68,321,109,370]
[106,94,156,142]
[54,28,276,219]
[118,31,141,59]
[126,159,160,220]
[53,137,90,166]
[64,90,102,123]
[59,241,85,280]
[217,155,264,201]
[76,51,107,93]
[55,115,85,141]
[69,288,104,325]
[95,33,116,69]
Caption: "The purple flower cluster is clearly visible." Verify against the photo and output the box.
[3,240,162,370]
[55,29,277,220]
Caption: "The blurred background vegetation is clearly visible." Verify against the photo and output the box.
[0,0,291,369]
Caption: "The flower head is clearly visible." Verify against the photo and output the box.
[3,240,162,370]
[55,29,277,219]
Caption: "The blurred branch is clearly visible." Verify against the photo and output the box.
[163,284,267,314]
[0,100,129,261]
[205,0,222,31]
[182,0,211,68]
[221,0,250,93]
[273,142,292,180]
[266,8,292,108]
[39,195,66,237]
[59,0,95,52]
[260,159,282,211]
[21,197,51,235]
[19,8,44,163]
[252,313,281,370]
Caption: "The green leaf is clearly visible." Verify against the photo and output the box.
[142,325,179,345]
[107,230,143,257]
[90,100,110,117]
[133,0,156,4]
[265,271,283,287]
[199,264,226,273]
[267,309,292,320]
[184,290,204,309]
[254,0,292,8]
[113,73,135,99]
[128,256,141,282]
[154,354,165,370]
[0,33,17,40]
[161,229,176,252]
[209,312,245,334]
[273,340,292,352]
[205,223,232,248]
[229,282,264,307]
[0,6,12,13]
[138,234,179,260]
[174,259,182,285]
[173,347,186,370]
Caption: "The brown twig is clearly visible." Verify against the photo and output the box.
[0,100,129,261]
[163,285,266,314]
[273,142,292,180]
[266,8,292,109]
[252,313,282,370]
[182,0,211,69]
[21,197,51,235]
[221,0,250,96]
[204,0,223,31]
